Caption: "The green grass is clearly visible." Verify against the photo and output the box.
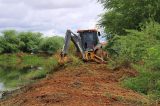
[24,70,48,80]
[68,55,83,66]
[122,65,160,102]
[21,55,45,66]
[43,56,58,70]
[104,92,147,105]
[0,54,20,67]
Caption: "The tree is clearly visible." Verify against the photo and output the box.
[0,30,21,53]
[0,36,4,53]
[39,36,64,54]
[99,0,160,36]
[0,30,63,54]
[18,32,42,53]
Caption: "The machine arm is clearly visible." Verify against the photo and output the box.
[61,30,85,59]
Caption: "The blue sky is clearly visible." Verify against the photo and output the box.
[0,0,103,36]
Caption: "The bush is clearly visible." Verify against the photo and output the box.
[0,30,64,54]
[99,0,160,35]
[107,21,160,101]
[0,30,21,53]
[18,32,42,53]
[39,36,64,54]
[144,45,160,71]
[107,21,160,68]
[123,65,160,101]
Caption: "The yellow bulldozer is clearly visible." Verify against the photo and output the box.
[60,29,106,63]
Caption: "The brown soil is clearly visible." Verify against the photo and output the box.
[0,63,149,106]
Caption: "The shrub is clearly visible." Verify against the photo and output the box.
[39,36,64,54]
[0,30,21,53]
[18,32,42,53]
[0,30,64,54]
[107,21,160,68]
[108,21,160,101]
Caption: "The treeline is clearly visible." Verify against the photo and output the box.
[99,0,160,101]
[0,30,64,54]
[99,0,160,36]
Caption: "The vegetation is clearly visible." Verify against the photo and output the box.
[18,31,42,53]
[0,30,64,89]
[0,54,59,88]
[1,0,160,103]
[0,30,64,54]
[99,0,160,102]
[99,0,160,36]
[0,29,84,91]
[109,22,160,100]
[39,36,64,54]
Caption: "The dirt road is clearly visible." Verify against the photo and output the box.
[0,63,148,106]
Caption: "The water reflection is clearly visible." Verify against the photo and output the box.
[0,64,46,99]
[0,83,4,99]
[0,82,4,90]
[0,65,44,89]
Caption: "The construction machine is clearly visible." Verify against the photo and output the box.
[60,29,106,63]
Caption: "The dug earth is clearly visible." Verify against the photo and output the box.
[0,63,149,106]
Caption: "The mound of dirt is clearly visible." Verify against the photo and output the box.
[0,63,149,106]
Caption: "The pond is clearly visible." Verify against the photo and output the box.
[0,65,46,99]
[0,82,4,99]
[0,54,58,99]
[0,83,4,90]
[0,66,45,89]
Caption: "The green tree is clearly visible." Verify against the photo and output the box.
[107,22,160,100]
[0,30,21,53]
[0,30,63,54]
[99,0,160,36]
[0,36,4,53]
[39,36,64,54]
[108,22,160,67]
[99,0,160,100]
[18,32,42,53]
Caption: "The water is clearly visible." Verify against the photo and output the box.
[0,66,43,99]
[0,83,4,99]
[0,66,44,89]
[0,54,48,99]
[0,83,4,90]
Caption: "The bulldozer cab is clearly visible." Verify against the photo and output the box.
[77,29,100,51]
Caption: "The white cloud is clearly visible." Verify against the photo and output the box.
[0,0,87,9]
[0,0,103,36]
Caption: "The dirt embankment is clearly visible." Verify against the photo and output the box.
[0,63,149,106]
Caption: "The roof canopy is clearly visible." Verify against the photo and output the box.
[77,29,98,33]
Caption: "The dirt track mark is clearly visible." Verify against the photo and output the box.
[0,63,148,106]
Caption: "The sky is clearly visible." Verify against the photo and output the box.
[0,0,103,37]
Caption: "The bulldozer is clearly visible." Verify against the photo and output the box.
[60,29,106,63]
